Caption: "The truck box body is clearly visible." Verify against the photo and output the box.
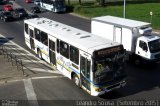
[91,16,151,53]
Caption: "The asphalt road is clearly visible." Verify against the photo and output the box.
[0,0,160,105]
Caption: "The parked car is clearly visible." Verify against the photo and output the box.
[25,0,32,3]
[0,11,14,22]
[30,6,41,13]
[27,14,39,19]
[34,0,40,5]
[3,4,13,11]
[13,8,28,18]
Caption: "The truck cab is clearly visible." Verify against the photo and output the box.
[135,34,160,64]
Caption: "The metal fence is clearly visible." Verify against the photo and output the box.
[0,45,24,75]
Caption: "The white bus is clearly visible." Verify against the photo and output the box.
[40,0,66,13]
[24,18,126,96]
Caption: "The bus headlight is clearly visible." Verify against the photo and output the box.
[95,88,101,92]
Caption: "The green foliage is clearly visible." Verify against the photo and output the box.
[73,2,160,29]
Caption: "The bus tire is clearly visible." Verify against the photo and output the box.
[73,74,80,87]
[37,49,42,59]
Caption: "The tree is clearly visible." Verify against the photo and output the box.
[100,0,105,6]
[78,0,82,5]
[67,0,70,5]
[97,0,105,6]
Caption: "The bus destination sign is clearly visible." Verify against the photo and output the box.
[94,46,122,58]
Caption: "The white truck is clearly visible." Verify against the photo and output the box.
[91,16,160,64]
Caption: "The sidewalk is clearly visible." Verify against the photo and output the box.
[0,54,25,83]
[0,34,63,84]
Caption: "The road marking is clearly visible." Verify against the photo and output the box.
[23,79,39,106]
[0,75,65,84]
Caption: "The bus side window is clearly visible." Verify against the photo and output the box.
[70,45,79,65]
[29,29,34,38]
[57,39,60,53]
[87,60,91,79]
[41,31,48,46]
[60,41,69,59]
[49,39,55,51]
[24,23,28,34]
[35,28,41,41]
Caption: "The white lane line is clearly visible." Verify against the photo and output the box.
[23,79,39,106]
[1,75,65,84]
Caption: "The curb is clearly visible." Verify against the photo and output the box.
[69,12,90,20]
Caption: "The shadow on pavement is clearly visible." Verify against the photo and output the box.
[99,62,160,99]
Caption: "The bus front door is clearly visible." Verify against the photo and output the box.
[80,55,91,92]
[29,26,35,50]
[49,36,56,67]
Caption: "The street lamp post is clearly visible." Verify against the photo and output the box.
[124,0,126,18]
[150,11,153,24]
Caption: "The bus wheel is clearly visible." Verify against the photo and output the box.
[37,49,42,59]
[73,74,80,87]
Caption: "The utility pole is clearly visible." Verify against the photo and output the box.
[150,11,153,24]
[124,0,126,18]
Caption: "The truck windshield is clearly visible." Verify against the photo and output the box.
[93,50,126,85]
[148,39,160,53]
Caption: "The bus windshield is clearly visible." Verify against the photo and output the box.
[148,39,160,53]
[93,47,126,84]
[54,1,65,8]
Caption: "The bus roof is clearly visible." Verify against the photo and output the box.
[24,18,121,54]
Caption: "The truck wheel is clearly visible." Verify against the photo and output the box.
[73,74,80,87]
